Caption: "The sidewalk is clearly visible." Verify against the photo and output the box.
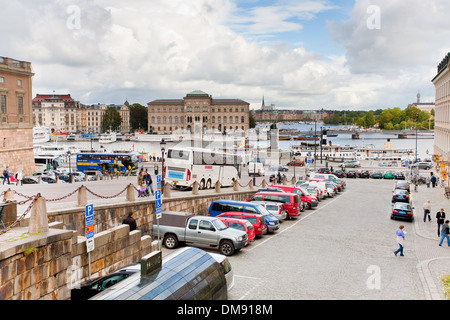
[410,176,450,300]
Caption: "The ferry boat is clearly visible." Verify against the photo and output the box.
[33,126,51,144]
[98,132,117,144]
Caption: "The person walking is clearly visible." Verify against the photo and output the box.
[2,166,10,185]
[439,220,450,246]
[122,212,137,232]
[423,200,432,222]
[436,208,446,237]
[16,167,23,186]
[144,169,154,196]
[394,225,406,256]
[431,173,437,188]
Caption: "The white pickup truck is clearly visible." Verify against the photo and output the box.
[152,211,248,256]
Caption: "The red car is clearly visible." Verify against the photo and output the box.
[247,191,301,219]
[287,159,305,166]
[217,217,256,243]
[269,185,319,210]
[217,212,267,236]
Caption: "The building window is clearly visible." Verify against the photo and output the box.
[18,96,24,115]
[18,79,22,87]
[0,77,4,84]
[0,95,6,114]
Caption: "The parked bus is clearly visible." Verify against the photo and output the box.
[165,147,242,190]
[90,247,228,300]
[76,152,139,174]
[34,155,63,173]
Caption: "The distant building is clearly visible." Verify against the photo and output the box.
[147,90,250,134]
[80,102,130,134]
[408,92,435,114]
[431,52,450,179]
[0,56,35,175]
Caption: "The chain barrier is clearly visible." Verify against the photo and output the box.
[84,185,129,199]
[0,196,38,236]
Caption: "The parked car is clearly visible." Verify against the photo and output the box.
[346,170,357,178]
[393,172,405,180]
[390,202,414,222]
[41,176,57,184]
[340,160,360,168]
[71,263,140,300]
[333,170,346,178]
[248,162,265,176]
[217,217,256,243]
[392,189,410,203]
[208,252,235,292]
[378,161,389,167]
[395,181,410,192]
[287,159,305,166]
[370,171,383,179]
[305,181,335,198]
[22,176,39,184]
[85,170,103,181]
[411,162,433,170]
[217,212,269,236]
[251,201,288,221]
[268,185,318,210]
[72,171,86,182]
[318,167,331,174]
[152,211,248,256]
[269,165,289,172]
[383,171,394,179]
[302,185,323,200]
[358,170,370,178]
[247,191,303,218]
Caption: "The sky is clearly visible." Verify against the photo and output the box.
[1,0,449,111]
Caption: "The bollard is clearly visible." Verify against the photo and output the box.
[78,186,87,207]
[29,196,49,234]
[261,180,267,188]
[282,177,287,185]
[291,177,296,185]
[215,181,221,193]
[163,182,171,198]
[249,180,254,191]
[126,184,135,202]
[192,181,199,195]
[233,179,239,191]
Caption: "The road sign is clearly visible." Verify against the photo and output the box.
[155,190,162,219]
[85,204,95,253]
[156,175,162,190]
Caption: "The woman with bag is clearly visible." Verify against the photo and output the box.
[394,225,406,256]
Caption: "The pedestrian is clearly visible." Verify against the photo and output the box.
[144,169,154,195]
[16,167,23,186]
[436,208,446,237]
[137,169,144,186]
[394,225,406,256]
[2,166,10,185]
[426,175,431,188]
[423,200,432,222]
[431,173,437,188]
[439,220,450,246]
[122,212,137,232]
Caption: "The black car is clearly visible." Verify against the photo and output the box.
[346,170,357,178]
[318,168,331,174]
[392,189,410,203]
[370,171,383,179]
[23,176,39,184]
[390,202,414,222]
[358,170,370,178]
[393,172,405,180]
[71,263,140,300]
[395,181,410,192]
[41,176,57,184]
[333,170,346,178]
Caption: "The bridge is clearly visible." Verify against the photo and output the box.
[294,130,434,140]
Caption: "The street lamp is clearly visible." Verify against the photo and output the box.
[160,138,166,189]
[67,151,72,183]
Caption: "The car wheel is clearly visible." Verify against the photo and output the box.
[206,179,212,189]
[219,240,235,256]
[163,234,179,249]
[306,202,312,210]
[199,179,205,190]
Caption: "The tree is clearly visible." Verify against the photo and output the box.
[364,111,375,128]
[129,103,148,131]
[249,115,256,129]
[102,107,122,132]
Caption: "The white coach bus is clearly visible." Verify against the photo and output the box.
[165,147,242,190]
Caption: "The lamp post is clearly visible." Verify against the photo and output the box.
[160,138,166,189]
[68,151,72,183]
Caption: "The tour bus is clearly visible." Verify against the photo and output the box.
[165,147,242,190]
[76,152,139,174]
[90,247,228,300]
[34,155,63,173]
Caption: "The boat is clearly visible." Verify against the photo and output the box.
[67,134,76,141]
[293,136,319,141]
[52,129,70,136]
[98,132,117,144]
[278,136,292,141]
[33,126,51,144]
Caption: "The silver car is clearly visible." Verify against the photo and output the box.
[251,201,287,221]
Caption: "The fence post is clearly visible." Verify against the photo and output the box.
[78,186,87,207]
[192,181,199,195]
[163,182,171,198]
[233,180,239,191]
[29,196,49,234]
[126,184,135,202]
[215,181,221,193]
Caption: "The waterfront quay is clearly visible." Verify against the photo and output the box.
[1,159,449,300]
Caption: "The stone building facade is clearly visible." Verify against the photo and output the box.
[0,56,35,176]
[147,90,250,134]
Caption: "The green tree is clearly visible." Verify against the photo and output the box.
[129,103,148,132]
[102,107,122,132]
[364,111,375,128]
[249,115,256,129]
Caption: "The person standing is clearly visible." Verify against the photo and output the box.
[423,200,432,222]
[144,169,154,195]
[394,225,406,256]
[16,167,23,186]
[137,169,144,187]
[436,208,446,237]
[2,166,10,185]
[439,220,450,246]
[431,173,437,188]
[122,212,137,232]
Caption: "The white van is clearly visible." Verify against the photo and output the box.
[306,180,334,198]
[248,162,265,176]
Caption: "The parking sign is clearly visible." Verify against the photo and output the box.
[155,190,162,219]
[85,204,95,252]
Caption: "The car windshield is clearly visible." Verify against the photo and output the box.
[256,204,271,216]
[212,219,228,231]
[394,203,411,210]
